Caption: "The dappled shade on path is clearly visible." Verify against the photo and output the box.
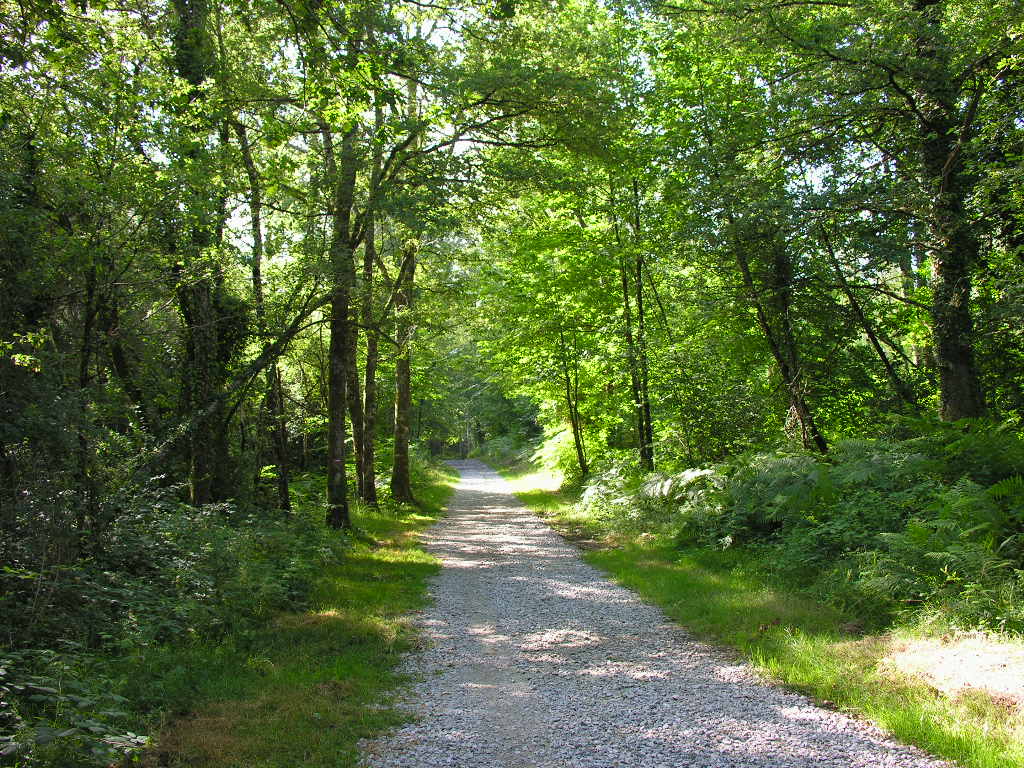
[360,460,950,768]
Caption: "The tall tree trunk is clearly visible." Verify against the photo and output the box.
[76,262,98,546]
[610,178,652,471]
[914,0,986,420]
[323,124,359,529]
[360,99,385,504]
[171,0,229,505]
[611,229,645,467]
[557,328,588,479]
[692,67,825,452]
[346,309,365,499]
[233,119,290,513]
[361,210,380,504]
[390,239,416,504]
[327,287,351,528]
[732,225,828,454]
[632,180,655,471]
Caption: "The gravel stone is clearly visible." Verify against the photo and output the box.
[360,460,952,768]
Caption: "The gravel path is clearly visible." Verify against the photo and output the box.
[360,460,950,768]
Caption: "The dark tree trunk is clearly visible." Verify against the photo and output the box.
[390,240,416,504]
[327,287,352,528]
[234,119,290,513]
[0,441,15,517]
[610,178,653,472]
[557,328,588,479]
[176,277,227,504]
[170,0,232,505]
[360,100,385,504]
[361,211,379,504]
[617,252,650,471]
[613,230,646,470]
[76,263,99,544]
[914,0,986,420]
[732,224,828,454]
[632,180,655,471]
[323,126,359,529]
[346,308,365,499]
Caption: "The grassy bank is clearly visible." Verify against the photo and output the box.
[139,465,455,768]
[503,465,1024,768]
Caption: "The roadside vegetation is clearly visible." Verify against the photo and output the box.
[4,0,1024,766]
[483,431,1024,768]
[1,459,453,768]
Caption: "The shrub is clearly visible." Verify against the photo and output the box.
[575,422,1024,633]
[0,476,353,767]
[0,648,146,767]
[469,435,533,467]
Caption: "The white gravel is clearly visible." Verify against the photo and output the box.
[360,459,952,768]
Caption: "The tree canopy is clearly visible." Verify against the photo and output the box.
[2,0,1023,760]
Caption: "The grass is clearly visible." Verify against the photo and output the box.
[140,464,455,768]
[501,464,1024,768]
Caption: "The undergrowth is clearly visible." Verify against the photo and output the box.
[1,457,454,768]
[576,418,1024,634]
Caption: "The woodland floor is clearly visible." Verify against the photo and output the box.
[358,460,952,768]
[882,634,1024,712]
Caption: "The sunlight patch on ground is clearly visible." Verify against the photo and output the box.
[881,631,1024,711]
[502,466,564,495]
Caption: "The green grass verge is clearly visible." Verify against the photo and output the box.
[502,465,1024,768]
[138,465,455,768]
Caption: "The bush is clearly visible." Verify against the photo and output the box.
[0,477,352,767]
[469,434,532,467]
[575,421,1024,632]
[0,648,147,767]
[532,428,589,488]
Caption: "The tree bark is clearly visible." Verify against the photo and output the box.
[360,99,385,505]
[610,199,647,471]
[632,179,655,471]
[346,307,365,499]
[557,328,588,479]
[610,178,653,471]
[914,0,986,420]
[390,239,416,504]
[732,223,828,454]
[76,262,99,544]
[323,124,359,529]
[233,119,290,513]
[171,0,231,505]
[361,210,380,504]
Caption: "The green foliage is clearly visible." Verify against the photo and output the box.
[0,476,359,767]
[2,488,346,653]
[129,461,455,768]
[531,427,612,488]
[470,434,534,467]
[0,649,146,767]
[576,421,1024,633]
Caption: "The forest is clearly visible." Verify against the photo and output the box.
[2,0,1023,765]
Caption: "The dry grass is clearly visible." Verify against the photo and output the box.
[882,630,1024,713]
